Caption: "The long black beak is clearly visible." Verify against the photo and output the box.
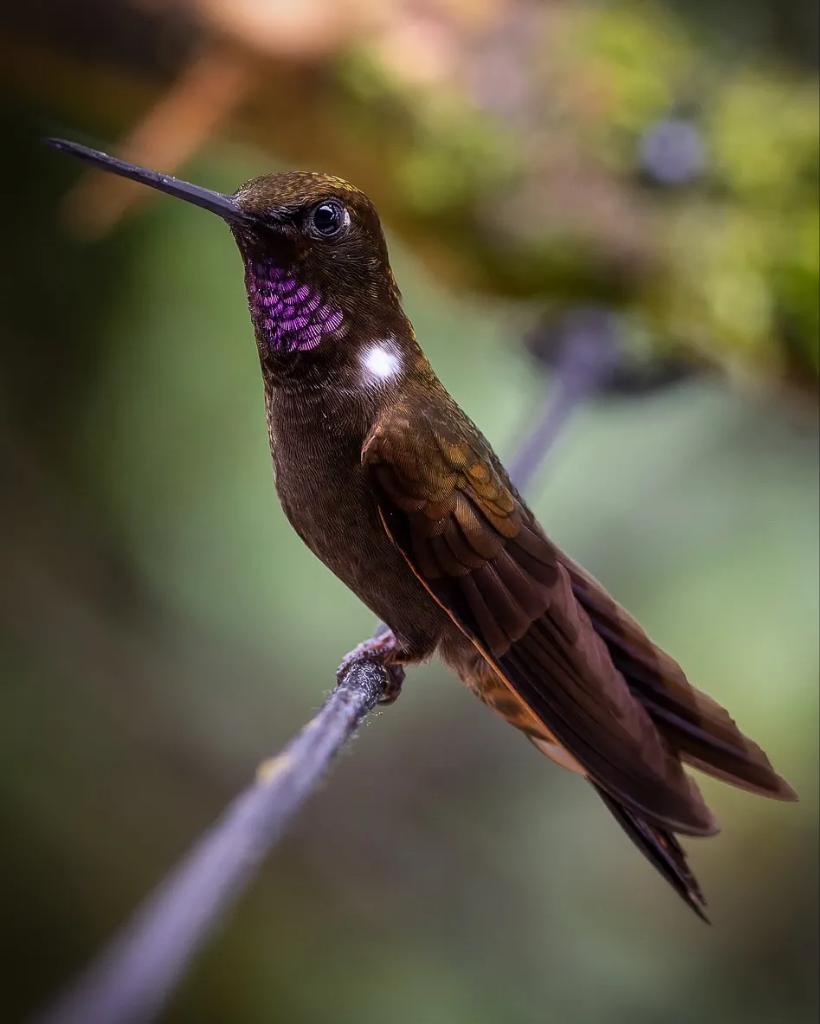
[46,138,254,225]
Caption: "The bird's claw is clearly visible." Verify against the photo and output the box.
[377,664,405,704]
[337,630,405,704]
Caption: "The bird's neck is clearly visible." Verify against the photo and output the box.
[240,249,438,439]
[259,316,437,466]
[244,255,345,356]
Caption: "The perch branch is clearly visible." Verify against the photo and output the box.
[35,660,389,1024]
[34,321,615,1024]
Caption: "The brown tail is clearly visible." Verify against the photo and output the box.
[593,783,709,922]
[567,560,797,802]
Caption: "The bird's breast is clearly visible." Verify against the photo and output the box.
[265,387,446,647]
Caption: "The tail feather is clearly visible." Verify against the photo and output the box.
[594,783,710,922]
[566,559,797,802]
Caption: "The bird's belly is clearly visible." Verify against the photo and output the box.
[439,630,586,776]
[275,455,447,654]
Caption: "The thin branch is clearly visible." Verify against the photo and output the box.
[35,660,389,1024]
[34,319,617,1024]
[509,308,619,493]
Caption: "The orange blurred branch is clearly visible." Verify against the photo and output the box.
[61,39,259,238]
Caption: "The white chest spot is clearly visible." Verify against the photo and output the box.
[360,341,402,383]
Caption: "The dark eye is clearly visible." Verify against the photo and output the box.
[308,200,349,239]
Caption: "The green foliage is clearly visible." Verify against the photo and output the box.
[331,1,819,386]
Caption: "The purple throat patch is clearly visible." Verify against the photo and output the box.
[245,259,344,353]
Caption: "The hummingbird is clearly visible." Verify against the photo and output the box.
[49,138,796,920]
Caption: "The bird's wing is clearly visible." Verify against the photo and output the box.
[363,402,716,835]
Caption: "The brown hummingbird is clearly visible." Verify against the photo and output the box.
[49,138,796,920]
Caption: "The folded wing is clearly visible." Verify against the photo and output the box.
[363,401,719,835]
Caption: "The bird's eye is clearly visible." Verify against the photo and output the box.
[308,200,349,239]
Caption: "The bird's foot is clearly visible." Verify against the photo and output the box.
[337,627,405,705]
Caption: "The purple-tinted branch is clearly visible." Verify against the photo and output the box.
[34,660,389,1024]
[509,307,619,493]
[33,316,608,1024]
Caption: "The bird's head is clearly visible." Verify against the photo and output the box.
[48,141,412,382]
[231,170,403,357]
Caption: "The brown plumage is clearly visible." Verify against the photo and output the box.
[49,139,797,920]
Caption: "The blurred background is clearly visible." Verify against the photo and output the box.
[0,2,818,1022]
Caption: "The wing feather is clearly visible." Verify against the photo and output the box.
[363,403,718,835]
